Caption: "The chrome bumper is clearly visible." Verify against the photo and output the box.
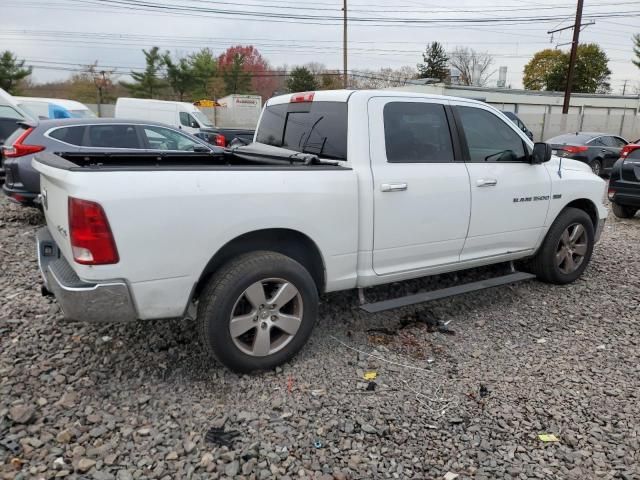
[595,218,606,243]
[36,227,137,322]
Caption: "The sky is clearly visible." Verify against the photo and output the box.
[2,0,639,94]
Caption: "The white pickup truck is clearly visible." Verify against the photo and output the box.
[33,90,607,372]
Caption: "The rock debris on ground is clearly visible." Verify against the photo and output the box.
[1,196,639,479]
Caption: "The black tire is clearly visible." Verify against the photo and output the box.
[589,159,602,176]
[198,251,318,373]
[611,202,637,219]
[529,207,595,285]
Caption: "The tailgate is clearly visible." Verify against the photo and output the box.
[33,158,74,263]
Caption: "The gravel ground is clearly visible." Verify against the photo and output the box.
[1,195,639,480]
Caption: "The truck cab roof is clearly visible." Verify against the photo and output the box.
[266,89,490,107]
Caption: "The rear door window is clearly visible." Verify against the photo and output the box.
[142,125,205,151]
[383,102,454,163]
[49,126,87,146]
[85,125,142,149]
[256,101,347,160]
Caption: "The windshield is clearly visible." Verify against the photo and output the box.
[256,101,347,160]
[191,110,213,127]
[69,109,96,119]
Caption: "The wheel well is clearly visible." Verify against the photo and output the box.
[194,229,326,299]
[565,198,598,228]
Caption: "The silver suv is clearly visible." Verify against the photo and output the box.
[2,118,219,206]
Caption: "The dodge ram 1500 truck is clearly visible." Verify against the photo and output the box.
[33,90,608,372]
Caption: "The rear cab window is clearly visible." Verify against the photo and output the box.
[383,102,454,163]
[256,101,347,161]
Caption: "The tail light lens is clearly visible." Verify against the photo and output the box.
[68,197,119,265]
[214,134,226,147]
[562,145,589,154]
[607,187,615,201]
[3,128,45,158]
[620,144,640,158]
[291,92,315,103]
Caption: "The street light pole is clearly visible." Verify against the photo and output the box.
[343,0,348,88]
[562,0,584,114]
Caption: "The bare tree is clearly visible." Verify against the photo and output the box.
[350,66,417,89]
[86,62,117,116]
[449,47,494,86]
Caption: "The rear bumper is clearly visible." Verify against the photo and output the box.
[37,227,138,322]
[3,183,38,205]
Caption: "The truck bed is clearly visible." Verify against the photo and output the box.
[36,146,349,172]
[32,146,359,319]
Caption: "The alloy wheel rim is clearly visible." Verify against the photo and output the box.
[556,223,588,274]
[229,278,303,357]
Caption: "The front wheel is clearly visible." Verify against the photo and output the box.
[529,207,595,285]
[611,203,637,219]
[198,251,318,372]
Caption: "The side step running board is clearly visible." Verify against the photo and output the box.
[360,271,536,313]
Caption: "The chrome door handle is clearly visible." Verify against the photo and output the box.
[381,183,408,192]
[476,178,498,187]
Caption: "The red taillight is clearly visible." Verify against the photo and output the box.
[608,187,615,201]
[214,134,226,147]
[3,128,45,158]
[562,145,589,154]
[620,144,640,158]
[68,197,119,265]
[291,92,315,103]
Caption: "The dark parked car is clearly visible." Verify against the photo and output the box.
[195,127,255,147]
[2,118,221,206]
[546,132,628,176]
[0,117,22,184]
[608,140,640,218]
[502,111,534,140]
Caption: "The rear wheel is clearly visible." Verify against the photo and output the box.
[611,202,638,219]
[198,251,318,372]
[529,207,594,285]
[589,159,602,176]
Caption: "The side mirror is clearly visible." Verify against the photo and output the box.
[531,142,552,164]
[190,121,200,129]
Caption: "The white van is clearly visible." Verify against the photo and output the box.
[14,97,96,119]
[0,89,37,122]
[114,98,213,135]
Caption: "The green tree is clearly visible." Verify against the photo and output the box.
[287,67,318,92]
[188,48,218,99]
[0,51,32,94]
[523,49,565,90]
[633,34,640,69]
[121,47,166,98]
[164,54,195,101]
[220,52,252,94]
[417,42,449,81]
[523,44,611,93]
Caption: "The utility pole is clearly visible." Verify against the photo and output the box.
[622,80,628,95]
[562,0,584,114]
[343,0,348,89]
